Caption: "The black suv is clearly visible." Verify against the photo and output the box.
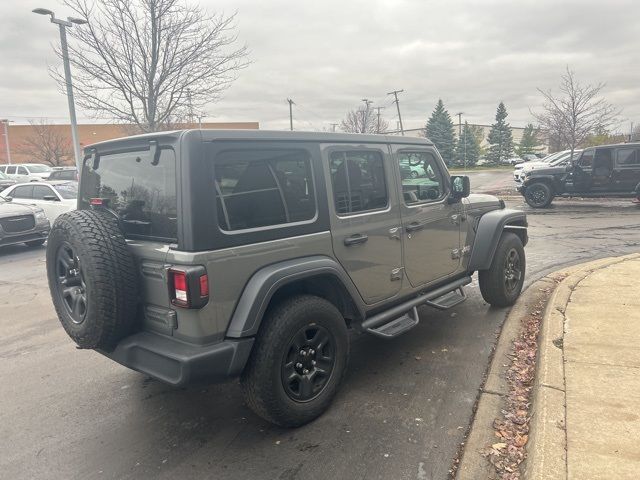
[519,143,640,207]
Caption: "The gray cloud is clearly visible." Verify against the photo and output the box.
[1,0,638,134]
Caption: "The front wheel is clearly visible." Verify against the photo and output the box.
[241,295,349,428]
[524,182,554,208]
[479,232,526,307]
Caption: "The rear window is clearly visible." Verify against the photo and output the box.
[53,183,78,199]
[80,149,177,241]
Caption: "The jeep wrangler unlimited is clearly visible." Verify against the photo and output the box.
[519,143,640,208]
[46,130,527,427]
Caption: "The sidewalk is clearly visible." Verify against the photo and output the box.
[526,254,640,479]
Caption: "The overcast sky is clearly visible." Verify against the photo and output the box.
[1,0,638,133]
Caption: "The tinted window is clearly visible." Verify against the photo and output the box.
[578,150,594,167]
[616,149,639,166]
[398,151,447,204]
[81,149,177,240]
[6,166,16,174]
[215,149,316,231]
[10,185,33,199]
[17,166,28,175]
[330,150,387,215]
[32,185,55,200]
[53,183,78,199]
[52,170,77,180]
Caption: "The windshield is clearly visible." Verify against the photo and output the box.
[27,165,53,173]
[53,183,78,199]
[80,148,177,240]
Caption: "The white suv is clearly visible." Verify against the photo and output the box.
[0,163,53,182]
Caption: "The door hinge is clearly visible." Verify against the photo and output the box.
[390,267,404,281]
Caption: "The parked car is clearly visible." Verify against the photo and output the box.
[0,195,50,247]
[0,181,77,222]
[0,170,17,192]
[0,163,53,182]
[48,167,78,181]
[502,157,523,166]
[45,130,527,427]
[518,143,640,207]
[513,150,582,185]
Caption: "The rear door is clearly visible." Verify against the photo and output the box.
[323,144,403,304]
[391,146,461,287]
[612,147,640,192]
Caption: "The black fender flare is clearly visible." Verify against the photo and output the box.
[522,175,558,192]
[468,209,528,272]
[225,256,366,338]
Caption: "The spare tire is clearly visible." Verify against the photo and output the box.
[46,209,138,350]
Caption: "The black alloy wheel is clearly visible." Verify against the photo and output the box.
[281,324,336,402]
[503,248,522,294]
[55,242,87,324]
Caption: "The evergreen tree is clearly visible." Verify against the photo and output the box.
[486,102,514,163]
[516,123,542,156]
[455,122,480,167]
[425,99,456,166]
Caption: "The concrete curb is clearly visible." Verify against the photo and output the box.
[524,253,640,480]
[456,276,557,480]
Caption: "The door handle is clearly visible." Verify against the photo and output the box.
[405,222,424,233]
[344,234,368,246]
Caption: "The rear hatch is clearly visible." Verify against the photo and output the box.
[79,144,178,336]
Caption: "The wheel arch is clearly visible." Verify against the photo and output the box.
[225,256,365,338]
[468,209,528,272]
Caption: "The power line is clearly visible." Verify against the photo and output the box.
[387,89,405,135]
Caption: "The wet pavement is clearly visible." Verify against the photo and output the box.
[1,187,638,480]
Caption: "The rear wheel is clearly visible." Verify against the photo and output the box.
[241,295,349,427]
[479,232,525,307]
[524,182,554,208]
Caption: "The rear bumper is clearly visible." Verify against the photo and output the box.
[100,332,254,386]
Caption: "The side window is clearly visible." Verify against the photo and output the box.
[0,166,5,173]
[6,166,16,175]
[398,151,447,205]
[616,149,638,166]
[215,149,316,231]
[10,185,34,199]
[329,150,388,215]
[17,166,28,175]
[32,185,55,200]
[578,150,594,168]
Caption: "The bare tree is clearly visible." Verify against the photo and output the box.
[533,67,619,158]
[19,120,74,166]
[58,0,249,132]
[340,104,388,134]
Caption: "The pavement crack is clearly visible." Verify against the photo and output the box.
[540,383,565,393]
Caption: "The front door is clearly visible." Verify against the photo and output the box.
[324,145,403,304]
[392,147,461,287]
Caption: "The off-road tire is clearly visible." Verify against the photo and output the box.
[479,232,525,307]
[524,182,554,208]
[46,209,138,350]
[26,239,45,247]
[241,295,349,428]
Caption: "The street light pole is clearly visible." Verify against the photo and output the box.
[1,120,12,164]
[33,8,87,171]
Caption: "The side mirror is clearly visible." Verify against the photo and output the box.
[43,195,60,202]
[450,175,470,201]
[4,196,13,202]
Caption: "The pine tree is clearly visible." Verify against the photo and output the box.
[516,123,541,156]
[486,102,514,164]
[455,122,480,167]
[425,99,456,166]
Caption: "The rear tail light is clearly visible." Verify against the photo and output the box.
[168,266,209,309]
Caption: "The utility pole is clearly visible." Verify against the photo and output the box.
[330,123,338,133]
[186,89,194,125]
[360,99,373,133]
[33,8,87,170]
[456,112,463,140]
[374,106,385,134]
[287,98,294,131]
[387,89,405,135]
[196,113,207,129]
[1,120,12,164]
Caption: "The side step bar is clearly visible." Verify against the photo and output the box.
[361,276,472,339]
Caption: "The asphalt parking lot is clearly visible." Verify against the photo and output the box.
[2,174,639,480]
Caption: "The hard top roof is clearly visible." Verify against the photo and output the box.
[85,129,434,150]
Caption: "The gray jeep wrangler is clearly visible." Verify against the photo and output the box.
[46,130,527,427]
